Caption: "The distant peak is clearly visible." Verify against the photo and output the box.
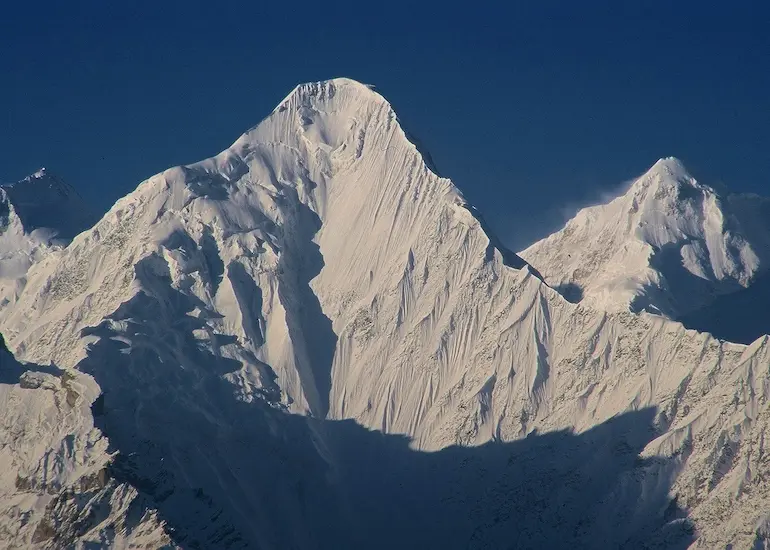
[1,168,50,189]
[0,169,96,240]
[15,167,65,187]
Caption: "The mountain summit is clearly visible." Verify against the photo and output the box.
[1,79,770,548]
[521,157,770,318]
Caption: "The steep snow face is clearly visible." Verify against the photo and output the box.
[2,79,770,548]
[0,169,96,301]
[520,158,770,318]
[0,78,502,420]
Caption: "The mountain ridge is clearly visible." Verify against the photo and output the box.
[1,78,769,548]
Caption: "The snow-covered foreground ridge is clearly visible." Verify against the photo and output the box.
[1,78,770,548]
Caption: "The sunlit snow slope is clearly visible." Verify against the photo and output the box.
[521,157,770,318]
[1,79,770,548]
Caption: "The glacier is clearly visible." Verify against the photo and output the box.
[0,78,769,548]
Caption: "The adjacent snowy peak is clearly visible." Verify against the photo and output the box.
[521,157,770,318]
[0,169,96,288]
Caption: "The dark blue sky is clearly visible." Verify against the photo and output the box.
[2,1,768,248]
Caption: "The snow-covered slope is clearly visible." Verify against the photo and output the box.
[1,79,770,548]
[0,169,96,302]
[521,157,770,318]
[0,334,174,548]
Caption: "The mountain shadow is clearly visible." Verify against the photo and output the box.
[0,334,62,385]
[326,409,694,550]
[553,282,584,304]
[274,182,337,418]
[678,269,770,345]
[76,260,694,549]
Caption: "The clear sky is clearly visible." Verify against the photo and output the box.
[2,1,768,249]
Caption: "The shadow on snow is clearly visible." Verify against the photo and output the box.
[74,256,694,549]
[678,269,770,345]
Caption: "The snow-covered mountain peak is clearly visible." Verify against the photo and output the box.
[638,156,691,181]
[241,77,394,162]
[626,156,700,199]
[621,158,720,246]
[275,77,377,110]
[266,78,382,134]
[625,157,715,222]
[27,167,50,179]
[2,168,94,240]
[15,166,69,192]
[0,170,95,291]
[521,157,769,317]
[4,80,770,548]
[149,77,435,216]
[3,77,528,416]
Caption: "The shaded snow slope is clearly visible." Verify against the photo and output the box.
[1,168,95,242]
[0,169,96,302]
[0,79,770,547]
[679,269,770,344]
[0,335,174,548]
[521,157,770,319]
